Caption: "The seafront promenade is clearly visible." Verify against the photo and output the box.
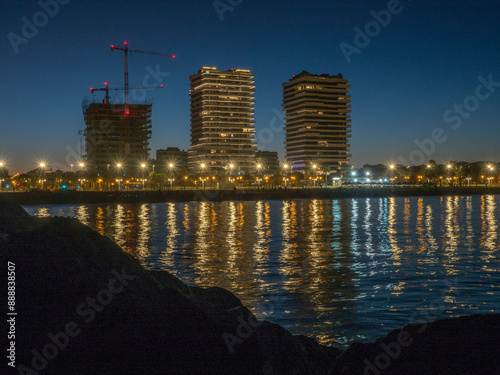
[1,186,499,205]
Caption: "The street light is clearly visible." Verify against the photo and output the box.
[256,164,262,187]
[79,162,85,190]
[0,162,4,191]
[312,164,318,187]
[116,164,123,190]
[141,163,147,190]
[199,164,206,189]
[487,165,495,186]
[40,163,46,190]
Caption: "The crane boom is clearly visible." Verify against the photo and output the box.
[110,41,175,113]
[129,49,175,58]
[90,83,164,104]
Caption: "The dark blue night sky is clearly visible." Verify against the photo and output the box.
[1,0,500,172]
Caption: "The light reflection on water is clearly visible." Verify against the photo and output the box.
[24,196,500,346]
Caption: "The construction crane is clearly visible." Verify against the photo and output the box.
[90,82,164,104]
[90,82,111,104]
[110,41,175,114]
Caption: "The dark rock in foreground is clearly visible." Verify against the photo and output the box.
[1,200,499,375]
[331,314,500,375]
[0,200,339,375]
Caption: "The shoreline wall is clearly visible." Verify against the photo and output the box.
[0,186,499,205]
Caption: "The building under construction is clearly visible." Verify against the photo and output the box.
[82,100,152,176]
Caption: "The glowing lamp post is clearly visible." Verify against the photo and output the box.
[256,164,262,187]
[141,163,147,190]
[0,162,3,191]
[312,164,318,187]
[79,162,85,190]
[117,164,122,190]
[200,163,206,189]
[40,163,46,190]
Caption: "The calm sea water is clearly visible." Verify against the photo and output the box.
[24,195,500,346]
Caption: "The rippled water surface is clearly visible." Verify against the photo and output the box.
[24,195,500,345]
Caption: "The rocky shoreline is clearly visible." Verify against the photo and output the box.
[1,185,500,205]
[1,200,499,374]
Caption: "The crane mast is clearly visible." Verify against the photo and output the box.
[110,41,175,115]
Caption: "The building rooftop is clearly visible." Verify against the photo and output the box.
[289,71,344,81]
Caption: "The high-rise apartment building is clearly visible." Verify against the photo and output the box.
[282,71,351,174]
[188,67,257,173]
